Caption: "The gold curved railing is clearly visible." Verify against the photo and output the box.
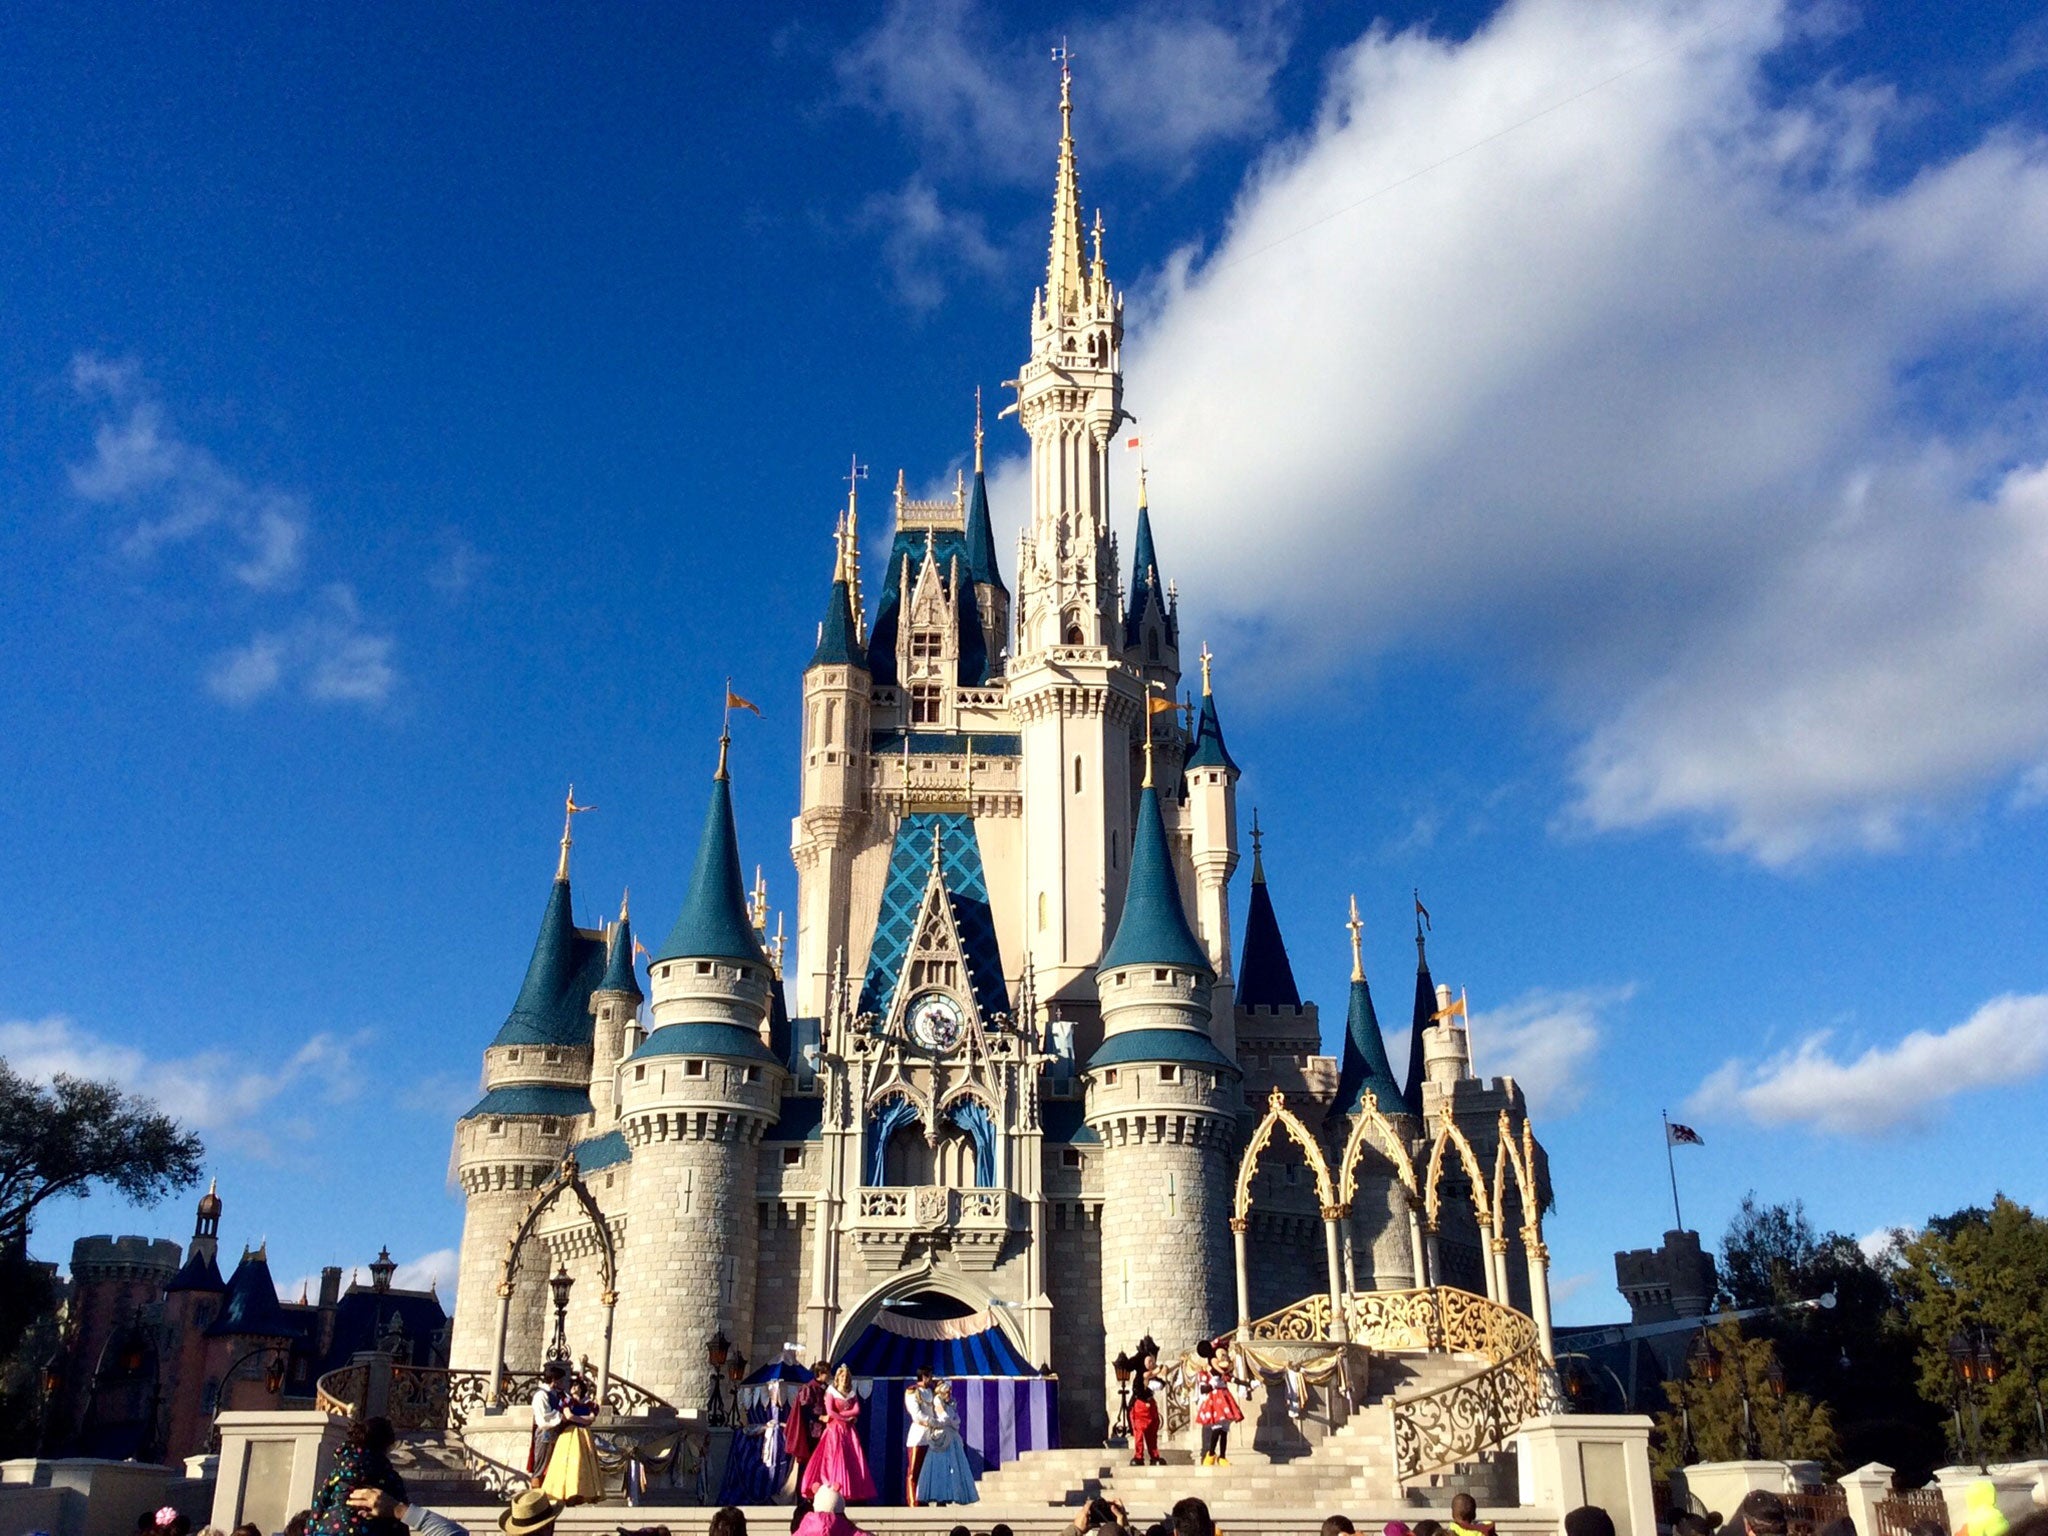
[313,1358,673,1437]
[1237,1286,1552,1481]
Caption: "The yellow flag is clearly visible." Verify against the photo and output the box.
[1147,695,1177,715]
[1430,995,1467,1024]
[726,689,763,718]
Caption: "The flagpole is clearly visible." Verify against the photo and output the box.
[1662,1109,1684,1233]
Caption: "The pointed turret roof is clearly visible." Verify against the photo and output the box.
[1234,824,1300,1007]
[208,1248,297,1338]
[164,1249,225,1294]
[656,741,769,965]
[1400,927,1436,1112]
[1099,785,1212,976]
[1123,501,1166,646]
[598,894,642,999]
[1185,647,1240,775]
[1047,58,1087,318]
[810,575,867,670]
[963,469,1005,593]
[490,869,592,1049]
[1333,901,1405,1116]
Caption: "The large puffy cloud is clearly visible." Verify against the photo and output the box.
[1688,991,2048,1135]
[1069,0,2048,863]
[1466,984,1630,1116]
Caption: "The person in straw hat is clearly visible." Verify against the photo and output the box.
[499,1489,563,1536]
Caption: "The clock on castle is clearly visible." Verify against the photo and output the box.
[445,62,1551,1448]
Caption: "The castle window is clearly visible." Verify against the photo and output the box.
[1147,630,1160,661]
[1154,968,1168,982]
[743,1066,761,1083]
[1037,892,1048,930]
[696,961,713,976]
[784,1147,803,1167]
[1062,1148,1082,1168]
[540,1118,559,1136]
[824,697,838,744]
[910,629,942,663]
[1103,1069,1119,1087]
[543,1048,561,1064]
[634,1065,646,1081]
[911,684,942,725]
[506,1049,521,1062]
[1073,756,1083,794]
[685,1060,706,1078]
[1158,1065,1179,1083]
[489,1119,504,1135]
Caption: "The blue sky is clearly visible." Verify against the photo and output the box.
[5,0,2048,1322]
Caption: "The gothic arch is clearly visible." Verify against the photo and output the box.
[1334,1088,1420,1207]
[1423,1117,1493,1230]
[502,1154,615,1294]
[1491,1112,1538,1236]
[1234,1086,1336,1220]
[826,1266,1030,1365]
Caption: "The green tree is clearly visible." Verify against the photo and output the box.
[1655,1316,1839,1475]
[1893,1195,2048,1465]
[0,1059,203,1456]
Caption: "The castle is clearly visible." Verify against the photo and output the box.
[449,68,1546,1441]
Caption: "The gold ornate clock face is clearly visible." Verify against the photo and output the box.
[907,991,966,1052]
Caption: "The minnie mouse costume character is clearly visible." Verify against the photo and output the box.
[1193,1343,1243,1466]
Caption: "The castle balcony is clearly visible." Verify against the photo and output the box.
[849,1185,1019,1274]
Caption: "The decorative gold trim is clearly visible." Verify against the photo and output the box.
[1336,1088,1420,1206]
[1233,1085,1336,1219]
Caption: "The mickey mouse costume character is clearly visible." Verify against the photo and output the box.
[1125,1335,1165,1467]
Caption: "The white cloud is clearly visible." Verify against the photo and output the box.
[1689,991,2048,1135]
[1005,0,2048,865]
[858,177,1009,312]
[1469,983,1629,1115]
[837,0,1290,185]
[206,584,396,708]
[0,1012,364,1158]
[390,1248,458,1297]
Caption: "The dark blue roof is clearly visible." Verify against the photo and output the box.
[598,910,643,999]
[462,1084,594,1120]
[1402,934,1436,1110]
[810,578,867,670]
[1184,689,1239,775]
[1039,1096,1100,1144]
[1332,975,1408,1119]
[164,1249,225,1294]
[1235,867,1300,1008]
[867,534,993,688]
[571,1129,631,1171]
[1098,786,1211,976]
[766,1092,825,1141]
[656,770,769,965]
[208,1250,300,1338]
[319,1287,450,1372]
[491,878,606,1049]
[627,1022,780,1065]
[963,470,1006,594]
[1086,1026,1240,1074]
[858,811,1010,1024]
[767,975,792,1065]
[1123,505,1171,647]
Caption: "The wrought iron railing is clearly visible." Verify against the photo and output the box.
[313,1358,674,1438]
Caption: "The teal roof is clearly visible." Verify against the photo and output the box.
[767,975,791,1064]
[462,1084,594,1121]
[1085,1027,1239,1075]
[810,578,867,670]
[1040,1097,1100,1144]
[656,769,769,965]
[867,534,993,687]
[963,469,1006,593]
[571,1129,631,1172]
[598,910,643,999]
[1332,974,1407,1118]
[207,1250,297,1338]
[1123,505,1170,646]
[1184,689,1239,775]
[1235,865,1300,1008]
[857,811,1010,1024]
[1098,785,1212,976]
[1401,933,1436,1110]
[627,1021,781,1066]
[767,1092,825,1141]
[490,877,607,1049]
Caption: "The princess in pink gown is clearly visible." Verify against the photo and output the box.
[800,1366,875,1502]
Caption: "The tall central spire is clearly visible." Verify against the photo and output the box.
[1047,48,1087,320]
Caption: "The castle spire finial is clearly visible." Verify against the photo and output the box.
[1347,894,1365,983]
[751,865,768,931]
[1046,39,1086,317]
[716,729,731,781]
[620,887,631,922]
[1142,681,1160,788]
[974,386,985,473]
[557,784,594,882]
[1250,807,1265,883]
[1199,641,1214,696]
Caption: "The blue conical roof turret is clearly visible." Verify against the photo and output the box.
[1099,784,1212,976]
[599,894,643,999]
[657,739,770,965]
[1184,648,1239,775]
[207,1247,294,1338]
[1333,901,1406,1116]
[963,469,1005,593]
[810,577,866,670]
[1400,918,1436,1113]
[1123,503,1164,646]
[490,852,591,1049]
[1234,818,1299,1007]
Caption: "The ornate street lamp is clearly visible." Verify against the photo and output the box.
[547,1266,575,1363]
[1949,1326,2001,1468]
[1109,1352,1134,1444]
[706,1333,731,1427]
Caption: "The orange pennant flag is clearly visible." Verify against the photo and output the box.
[726,690,763,718]
[1147,695,1177,715]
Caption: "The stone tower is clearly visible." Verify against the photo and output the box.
[793,504,873,1018]
[1084,756,1239,1381]
[449,808,600,1372]
[612,741,786,1401]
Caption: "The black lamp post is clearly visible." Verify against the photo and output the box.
[1949,1326,2001,1469]
[706,1333,731,1427]
[1109,1352,1134,1444]
[547,1266,575,1363]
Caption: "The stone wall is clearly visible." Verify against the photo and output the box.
[752,1202,814,1365]
[1045,1199,1105,1440]
[1094,1117,1233,1374]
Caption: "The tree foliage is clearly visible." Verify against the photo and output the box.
[1656,1316,1839,1475]
[1892,1195,2048,1464]
[0,1060,205,1247]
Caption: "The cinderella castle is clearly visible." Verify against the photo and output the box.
[447,67,1548,1444]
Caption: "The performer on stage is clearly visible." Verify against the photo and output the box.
[1195,1360,1243,1467]
[800,1366,875,1502]
[528,1361,570,1475]
[784,1361,831,1488]
[537,1375,601,1505]
[915,1379,977,1507]
[903,1368,935,1507]
[1127,1351,1164,1467]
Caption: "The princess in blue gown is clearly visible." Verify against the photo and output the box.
[914,1380,977,1506]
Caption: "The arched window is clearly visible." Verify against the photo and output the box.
[884,1123,934,1185]
[1065,623,1084,646]
[1147,630,1160,662]
[823,697,837,745]
[1037,892,1049,930]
